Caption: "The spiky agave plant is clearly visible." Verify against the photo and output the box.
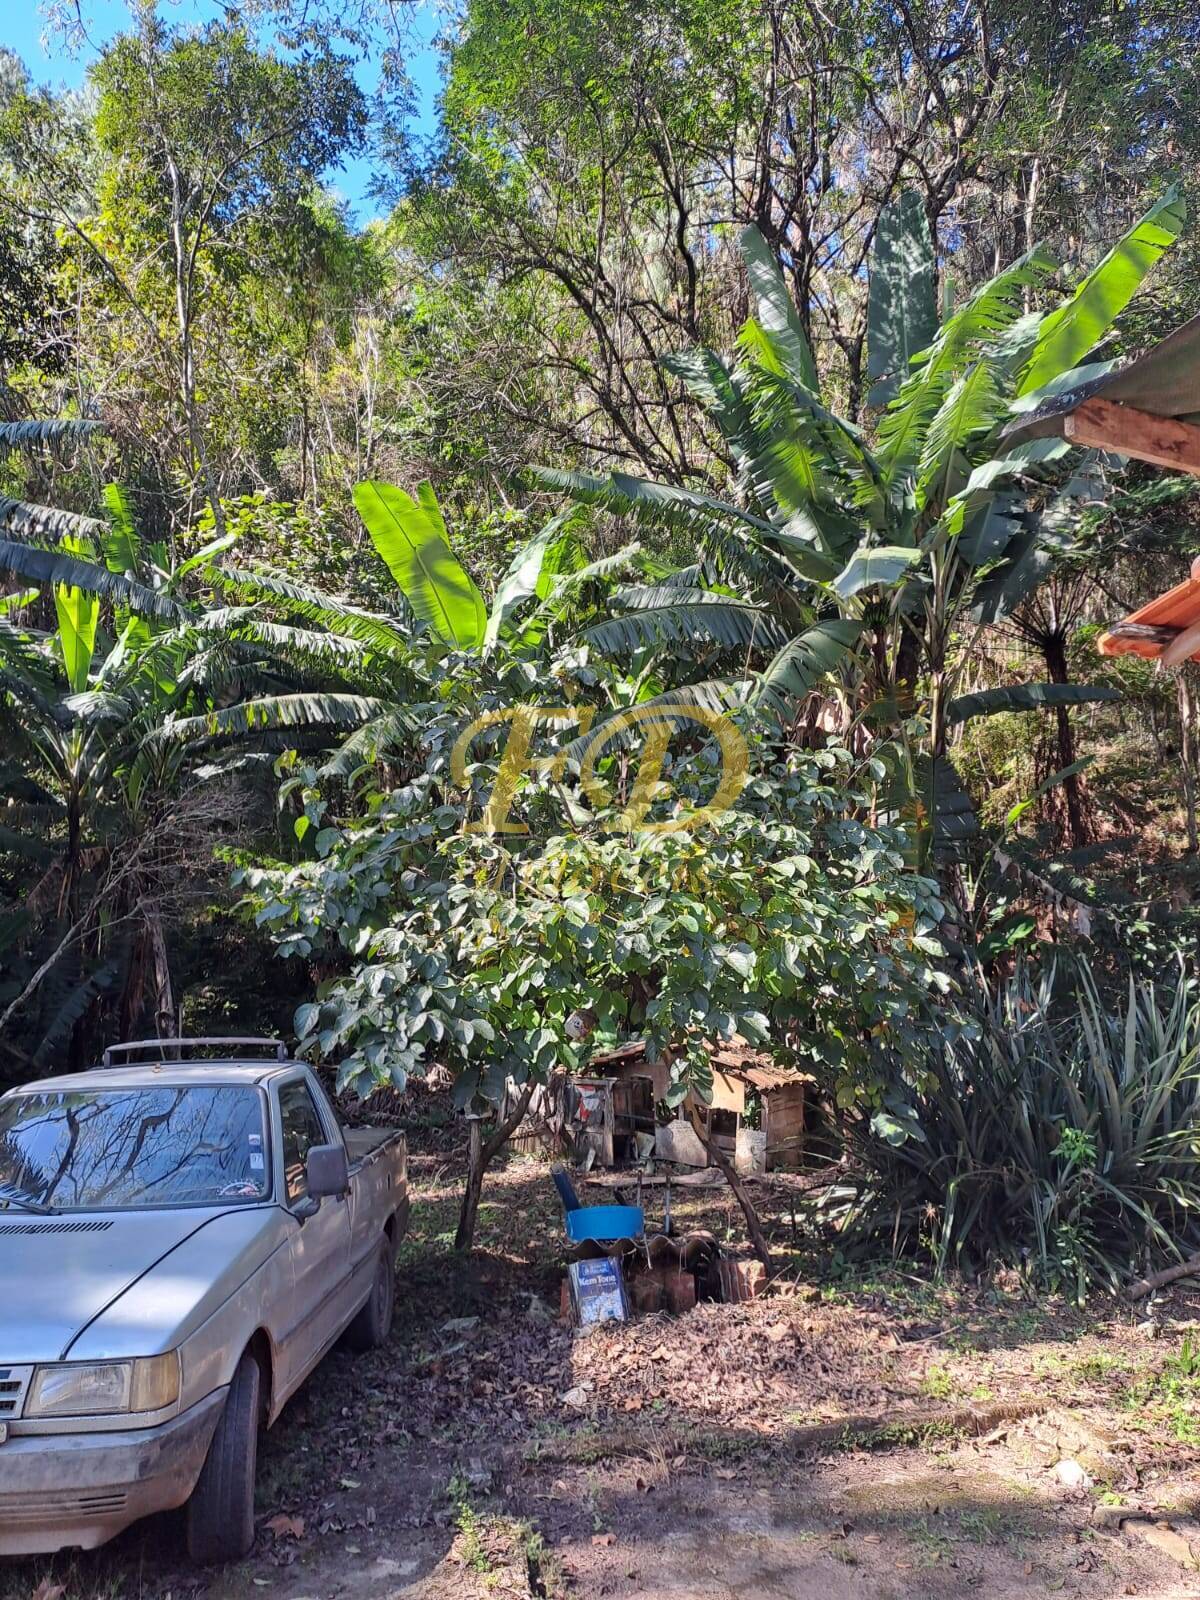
[829,958,1200,1298]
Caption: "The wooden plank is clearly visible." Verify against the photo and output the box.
[1064,397,1200,477]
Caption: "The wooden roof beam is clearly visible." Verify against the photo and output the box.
[1063,396,1200,476]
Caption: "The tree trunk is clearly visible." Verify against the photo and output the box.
[454,1082,537,1252]
[1043,631,1091,848]
[690,1108,775,1274]
[146,902,176,1037]
[456,1116,486,1254]
[1179,668,1198,855]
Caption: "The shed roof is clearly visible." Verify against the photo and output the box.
[1006,313,1200,450]
[1002,314,1200,664]
[588,1037,809,1092]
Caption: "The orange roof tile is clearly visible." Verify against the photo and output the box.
[1098,557,1200,663]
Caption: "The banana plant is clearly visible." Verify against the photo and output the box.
[533,185,1184,845]
[0,476,429,1065]
[351,479,617,655]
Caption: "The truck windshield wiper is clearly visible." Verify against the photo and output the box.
[0,1183,51,1214]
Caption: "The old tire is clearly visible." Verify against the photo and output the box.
[186,1349,261,1564]
[345,1238,395,1351]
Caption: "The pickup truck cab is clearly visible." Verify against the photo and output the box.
[0,1038,408,1562]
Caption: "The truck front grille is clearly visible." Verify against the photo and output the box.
[0,1367,32,1417]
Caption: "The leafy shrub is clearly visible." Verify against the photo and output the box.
[833,959,1200,1297]
[235,733,947,1108]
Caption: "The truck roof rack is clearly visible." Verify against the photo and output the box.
[99,1037,290,1067]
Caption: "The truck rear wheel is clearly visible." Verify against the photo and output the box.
[186,1349,261,1563]
[345,1237,395,1351]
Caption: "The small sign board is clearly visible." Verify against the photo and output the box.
[568,1257,628,1327]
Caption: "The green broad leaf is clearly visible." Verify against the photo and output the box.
[870,1109,926,1147]
[954,492,1025,568]
[353,479,486,651]
[0,418,105,447]
[1007,360,1120,417]
[100,483,140,576]
[1006,758,1094,828]
[484,510,580,646]
[917,362,1003,509]
[0,496,106,542]
[969,478,1078,623]
[877,243,1057,484]
[832,545,922,598]
[722,943,755,979]
[738,225,820,393]
[295,1002,321,1037]
[0,541,180,619]
[922,753,980,850]
[1017,186,1186,397]
[946,683,1121,725]
[754,618,862,712]
[866,190,938,408]
[176,531,237,581]
[53,536,100,693]
[662,346,755,451]
[960,437,1072,494]
[585,589,788,655]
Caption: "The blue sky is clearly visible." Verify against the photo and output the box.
[1,1,445,222]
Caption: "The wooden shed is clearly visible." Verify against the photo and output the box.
[585,1038,810,1172]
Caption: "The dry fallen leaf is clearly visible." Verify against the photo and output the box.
[765,1324,790,1344]
[32,1581,66,1600]
[266,1513,305,1540]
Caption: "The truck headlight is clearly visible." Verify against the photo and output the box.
[26,1353,180,1418]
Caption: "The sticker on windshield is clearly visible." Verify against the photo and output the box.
[249,1152,264,1170]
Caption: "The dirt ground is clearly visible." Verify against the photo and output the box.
[9,1135,1200,1600]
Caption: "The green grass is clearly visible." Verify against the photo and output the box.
[1123,1334,1200,1443]
[920,1363,956,1400]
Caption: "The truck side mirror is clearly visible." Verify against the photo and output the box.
[306,1142,349,1199]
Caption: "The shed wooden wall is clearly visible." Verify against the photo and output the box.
[765,1083,805,1170]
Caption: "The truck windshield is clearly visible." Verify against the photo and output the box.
[0,1086,269,1211]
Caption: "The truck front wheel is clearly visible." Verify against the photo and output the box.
[186,1349,261,1563]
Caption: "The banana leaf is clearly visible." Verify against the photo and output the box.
[353,480,486,651]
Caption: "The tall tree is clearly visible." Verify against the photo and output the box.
[0,19,368,537]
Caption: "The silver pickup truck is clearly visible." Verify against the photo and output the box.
[0,1038,408,1563]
